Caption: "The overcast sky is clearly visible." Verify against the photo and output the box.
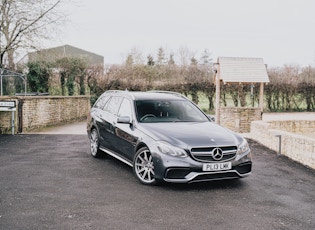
[48,0,315,67]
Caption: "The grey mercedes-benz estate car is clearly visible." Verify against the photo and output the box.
[87,90,252,185]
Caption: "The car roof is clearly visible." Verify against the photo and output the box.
[102,90,187,101]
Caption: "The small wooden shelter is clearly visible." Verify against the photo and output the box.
[213,57,270,124]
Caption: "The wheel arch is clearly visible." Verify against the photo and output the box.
[88,120,99,137]
[135,142,149,153]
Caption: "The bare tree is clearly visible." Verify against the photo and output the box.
[168,52,175,66]
[147,54,155,66]
[125,54,134,66]
[178,46,195,66]
[125,47,144,65]
[156,47,167,65]
[0,0,65,69]
[200,49,212,65]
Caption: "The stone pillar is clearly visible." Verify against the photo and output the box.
[219,107,262,133]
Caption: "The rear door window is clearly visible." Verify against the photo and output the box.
[94,95,110,109]
[104,96,123,115]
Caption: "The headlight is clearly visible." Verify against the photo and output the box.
[237,139,250,155]
[156,142,188,158]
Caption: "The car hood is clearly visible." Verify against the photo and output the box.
[138,122,242,148]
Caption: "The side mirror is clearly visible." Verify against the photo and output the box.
[117,116,131,124]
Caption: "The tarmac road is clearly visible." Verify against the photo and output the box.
[0,133,314,230]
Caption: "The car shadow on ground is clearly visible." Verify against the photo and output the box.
[159,178,246,191]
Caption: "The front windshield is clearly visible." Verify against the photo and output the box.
[135,100,209,123]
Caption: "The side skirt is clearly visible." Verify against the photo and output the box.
[99,147,133,167]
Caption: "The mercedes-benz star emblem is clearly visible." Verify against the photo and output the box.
[212,148,223,161]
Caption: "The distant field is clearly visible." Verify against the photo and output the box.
[189,92,261,114]
[188,91,311,113]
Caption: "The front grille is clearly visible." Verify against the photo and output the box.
[190,146,237,162]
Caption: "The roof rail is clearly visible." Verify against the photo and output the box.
[148,90,187,99]
[104,90,124,94]
[103,89,136,100]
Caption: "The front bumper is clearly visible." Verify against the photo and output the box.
[164,162,252,183]
[151,147,252,183]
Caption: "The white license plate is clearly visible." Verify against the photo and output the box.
[202,162,232,171]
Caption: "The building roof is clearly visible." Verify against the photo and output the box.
[217,57,269,83]
[28,45,104,66]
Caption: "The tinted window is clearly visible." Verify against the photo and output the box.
[118,98,132,118]
[136,100,208,123]
[104,96,123,115]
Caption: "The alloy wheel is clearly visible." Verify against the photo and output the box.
[134,147,156,185]
[90,129,101,158]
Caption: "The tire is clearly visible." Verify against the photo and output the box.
[90,128,102,158]
[133,147,157,185]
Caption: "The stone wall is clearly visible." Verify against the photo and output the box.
[269,120,315,137]
[0,96,90,134]
[220,107,262,133]
[251,120,315,169]
[0,111,13,133]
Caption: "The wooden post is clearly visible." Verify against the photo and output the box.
[215,68,220,124]
[259,82,264,112]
